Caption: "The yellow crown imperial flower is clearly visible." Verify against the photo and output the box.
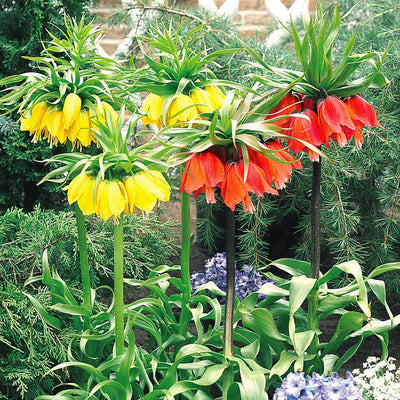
[204,86,225,110]
[141,93,163,125]
[77,110,94,148]
[190,88,214,113]
[66,172,96,215]
[63,93,82,129]
[168,94,198,125]
[125,171,170,213]
[20,102,49,142]
[95,180,127,221]
[42,108,65,145]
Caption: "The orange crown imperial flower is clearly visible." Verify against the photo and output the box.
[180,142,302,213]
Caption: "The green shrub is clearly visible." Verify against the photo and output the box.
[0,284,70,400]
[0,207,178,288]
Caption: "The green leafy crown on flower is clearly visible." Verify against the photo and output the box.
[247,4,388,98]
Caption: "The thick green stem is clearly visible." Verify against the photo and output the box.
[311,160,321,279]
[74,203,92,314]
[224,207,235,357]
[179,191,192,336]
[114,217,125,356]
[308,160,321,354]
[222,207,235,398]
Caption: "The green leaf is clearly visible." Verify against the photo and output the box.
[240,338,260,359]
[23,293,61,330]
[317,294,357,315]
[335,260,370,317]
[267,258,311,277]
[289,276,316,318]
[368,279,393,321]
[321,311,365,357]
[270,350,298,377]
[50,303,92,318]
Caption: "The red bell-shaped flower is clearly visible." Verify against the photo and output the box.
[345,95,383,129]
[287,110,324,161]
[180,151,225,203]
[267,92,302,128]
[248,141,303,190]
[317,95,355,147]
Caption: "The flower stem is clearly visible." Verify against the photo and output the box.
[74,203,92,314]
[223,206,235,397]
[308,160,321,354]
[179,191,192,336]
[311,160,321,279]
[114,217,125,356]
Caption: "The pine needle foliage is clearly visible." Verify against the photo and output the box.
[0,284,70,400]
[0,207,178,289]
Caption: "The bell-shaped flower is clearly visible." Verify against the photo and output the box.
[63,93,82,129]
[141,93,164,125]
[168,94,198,125]
[343,94,383,149]
[180,151,225,203]
[204,86,225,110]
[248,141,303,190]
[221,161,255,213]
[95,180,127,221]
[267,91,302,128]
[20,101,49,142]
[287,110,324,161]
[344,95,382,129]
[317,96,355,147]
[66,172,96,216]
[127,171,170,213]
[190,88,214,113]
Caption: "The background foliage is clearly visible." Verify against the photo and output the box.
[0,207,178,288]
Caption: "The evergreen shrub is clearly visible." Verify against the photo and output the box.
[0,207,178,288]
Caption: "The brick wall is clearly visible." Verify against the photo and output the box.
[95,0,311,55]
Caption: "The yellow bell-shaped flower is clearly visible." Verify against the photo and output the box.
[42,108,65,144]
[123,176,136,213]
[95,180,127,221]
[204,86,225,110]
[77,110,94,147]
[20,102,49,141]
[63,93,82,129]
[90,101,118,128]
[190,88,214,113]
[132,171,170,213]
[168,94,198,125]
[66,172,96,215]
[141,93,163,125]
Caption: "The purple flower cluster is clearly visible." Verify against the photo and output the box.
[190,252,272,301]
[273,372,364,400]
